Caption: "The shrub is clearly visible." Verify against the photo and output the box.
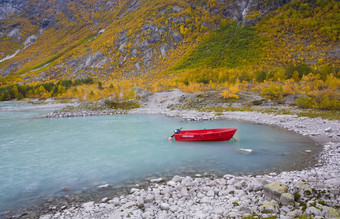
[261,82,283,100]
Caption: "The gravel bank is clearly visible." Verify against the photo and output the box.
[37,90,340,218]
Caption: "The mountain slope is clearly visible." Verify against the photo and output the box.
[0,0,339,88]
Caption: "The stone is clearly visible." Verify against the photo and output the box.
[324,127,332,132]
[240,206,252,214]
[130,188,139,193]
[24,35,37,46]
[7,28,20,37]
[172,31,183,43]
[264,182,288,199]
[206,189,214,197]
[172,5,184,12]
[248,178,267,191]
[160,44,167,57]
[97,184,111,189]
[160,203,170,210]
[169,205,177,212]
[228,211,238,217]
[322,206,340,218]
[147,33,161,44]
[150,178,163,183]
[259,201,278,213]
[137,197,144,207]
[324,177,340,187]
[85,52,103,67]
[101,197,109,203]
[280,193,295,206]
[295,181,312,196]
[167,181,176,187]
[140,40,148,51]
[144,194,154,203]
[305,206,322,216]
[98,29,105,35]
[181,176,193,186]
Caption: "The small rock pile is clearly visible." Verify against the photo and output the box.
[42,109,126,118]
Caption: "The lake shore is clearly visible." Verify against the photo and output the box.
[3,90,340,218]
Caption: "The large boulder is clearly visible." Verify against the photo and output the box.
[280,193,295,206]
[294,181,312,196]
[264,182,288,199]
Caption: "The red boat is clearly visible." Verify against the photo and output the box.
[172,128,237,141]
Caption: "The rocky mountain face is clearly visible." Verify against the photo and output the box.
[0,0,338,84]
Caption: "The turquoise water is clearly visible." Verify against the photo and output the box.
[0,102,318,212]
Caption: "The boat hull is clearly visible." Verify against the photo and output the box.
[173,128,237,141]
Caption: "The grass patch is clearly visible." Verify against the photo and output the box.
[173,21,262,70]
[16,34,95,75]
[202,105,340,121]
[297,110,340,121]
[105,100,140,110]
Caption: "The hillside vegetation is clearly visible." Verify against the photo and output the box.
[0,0,339,110]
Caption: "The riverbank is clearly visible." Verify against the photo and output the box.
[3,90,340,218]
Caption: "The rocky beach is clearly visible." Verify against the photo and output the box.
[36,90,340,218]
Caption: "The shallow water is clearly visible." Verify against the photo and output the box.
[0,102,319,212]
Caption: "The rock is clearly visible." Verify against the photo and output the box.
[85,52,103,67]
[150,178,163,183]
[3,62,19,76]
[181,176,193,185]
[144,193,154,203]
[259,201,278,213]
[170,205,178,212]
[322,206,340,218]
[167,181,176,187]
[140,40,148,51]
[172,31,183,43]
[264,182,288,199]
[206,189,214,197]
[141,23,158,34]
[147,33,161,44]
[160,44,167,57]
[280,193,295,206]
[118,41,127,52]
[98,29,105,35]
[305,206,322,216]
[240,206,252,214]
[24,35,37,46]
[287,209,303,218]
[130,188,139,193]
[127,0,140,12]
[228,211,239,218]
[172,5,184,12]
[324,127,332,132]
[180,187,189,197]
[137,197,144,207]
[295,181,312,196]
[62,186,72,191]
[7,28,20,37]
[97,184,111,189]
[160,203,170,210]
[248,178,267,191]
[108,197,119,205]
[101,197,109,203]
[324,177,340,187]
